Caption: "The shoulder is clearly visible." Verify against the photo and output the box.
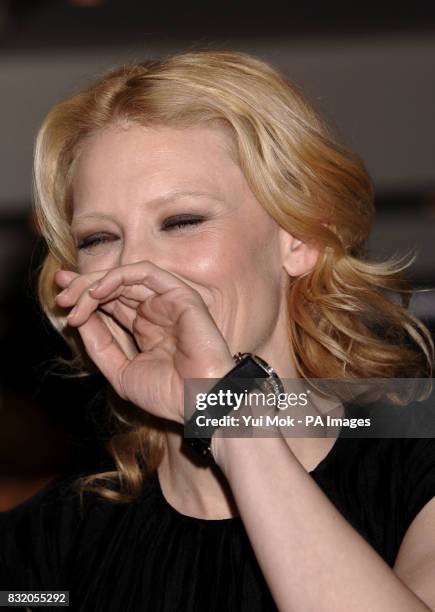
[397,438,435,529]
[0,473,89,576]
[0,472,82,531]
[314,435,435,552]
[0,470,159,589]
[0,473,80,588]
[337,435,435,505]
[354,437,435,539]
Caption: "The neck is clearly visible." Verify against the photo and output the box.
[157,426,239,519]
[157,325,299,520]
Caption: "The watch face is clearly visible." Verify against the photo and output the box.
[251,354,274,375]
[235,354,283,386]
[250,356,284,395]
[260,377,281,397]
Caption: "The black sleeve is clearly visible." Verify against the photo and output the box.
[400,438,435,535]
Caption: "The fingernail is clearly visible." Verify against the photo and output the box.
[67,305,78,319]
[89,281,101,293]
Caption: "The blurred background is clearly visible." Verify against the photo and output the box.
[0,0,434,510]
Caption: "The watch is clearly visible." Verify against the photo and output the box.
[184,352,284,460]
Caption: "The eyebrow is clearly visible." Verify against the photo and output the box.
[71,189,224,227]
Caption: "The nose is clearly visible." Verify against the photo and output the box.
[118,230,161,269]
[117,229,199,296]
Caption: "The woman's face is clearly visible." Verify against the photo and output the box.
[70,123,300,357]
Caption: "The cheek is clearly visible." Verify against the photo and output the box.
[166,235,247,317]
[76,252,118,275]
[171,233,236,283]
[176,224,282,291]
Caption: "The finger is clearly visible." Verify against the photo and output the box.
[56,275,108,311]
[100,300,138,335]
[55,269,109,307]
[87,284,153,306]
[116,294,143,309]
[54,270,79,288]
[135,281,212,332]
[65,284,107,326]
[56,276,148,311]
[99,310,139,360]
[76,311,130,399]
[63,283,144,330]
[137,291,231,374]
[88,261,194,299]
[132,312,167,353]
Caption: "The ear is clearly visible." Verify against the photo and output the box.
[278,227,320,277]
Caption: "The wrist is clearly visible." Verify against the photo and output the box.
[211,429,284,477]
[184,352,284,462]
[204,355,237,380]
[210,433,233,473]
[210,431,252,473]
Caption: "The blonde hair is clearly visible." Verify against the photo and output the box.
[33,49,434,504]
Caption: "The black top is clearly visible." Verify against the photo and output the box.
[1,434,435,611]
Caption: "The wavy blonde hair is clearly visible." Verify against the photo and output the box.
[33,49,434,504]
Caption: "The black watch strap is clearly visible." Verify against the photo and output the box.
[184,353,282,459]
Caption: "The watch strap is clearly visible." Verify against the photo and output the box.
[184,354,280,459]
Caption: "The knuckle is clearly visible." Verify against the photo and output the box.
[178,289,203,309]
[65,276,81,293]
[178,295,198,310]
[70,272,103,295]
[172,285,200,302]
[94,269,111,284]
[137,300,150,315]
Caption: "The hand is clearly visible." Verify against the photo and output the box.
[54,261,235,424]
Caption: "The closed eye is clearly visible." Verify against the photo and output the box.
[160,214,205,231]
[76,215,206,250]
[77,233,113,250]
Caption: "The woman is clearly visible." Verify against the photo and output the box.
[1,49,435,611]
